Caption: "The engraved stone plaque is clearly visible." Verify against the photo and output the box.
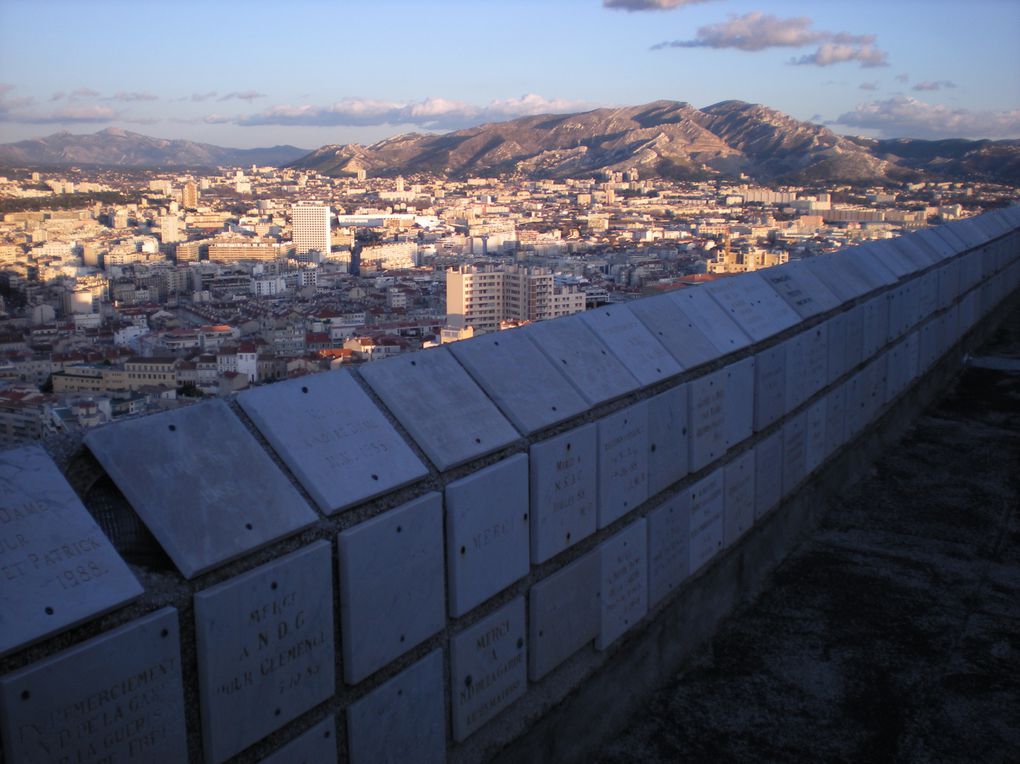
[338,493,445,684]
[782,333,809,413]
[84,399,317,579]
[754,431,784,520]
[852,245,901,287]
[782,411,808,497]
[760,261,841,318]
[667,287,752,354]
[529,424,597,564]
[844,304,865,372]
[0,607,187,764]
[826,311,849,384]
[522,315,640,405]
[688,368,727,472]
[629,293,724,370]
[194,541,335,763]
[237,370,428,515]
[803,323,829,399]
[347,650,445,764]
[861,295,888,358]
[448,328,588,434]
[754,344,786,431]
[259,716,337,764]
[647,493,690,607]
[596,518,648,650]
[528,550,599,680]
[358,348,519,471]
[804,397,827,473]
[688,469,724,574]
[580,303,682,386]
[724,357,755,448]
[825,385,847,458]
[647,385,689,497]
[446,454,530,617]
[704,272,801,342]
[868,239,916,278]
[450,597,526,742]
[802,252,873,301]
[843,373,865,439]
[723,450,756,547]
[596,402,649,528]
[0,445,142,657]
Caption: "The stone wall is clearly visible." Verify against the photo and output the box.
[2,206,1019,764]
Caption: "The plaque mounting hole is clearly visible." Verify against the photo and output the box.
[44,606,53,615]
[271,581,278,590]
[566,532,571,541]
[325,730,332,739]
[494,341,499,346]
[410,360,416,366]
[682,427,687,435]
[601,350,607,355]
[399,634,405,643]
[539,629,544,637]
[245,523,253,530]
[523,513,528,522]
[160,628,169,638]
[516,637,524,649]
[460,545,466,555]
[371,473,379,481]
[650,443,657,453]
[168,424,176,432]
[561,359,568,365]
[396,525,402,533]
[464,675,472,687]
[551,405,557,411]
[301,386,308,394]
[566,442,571,451]
[474,437,481,444]
[20,690,30,700]
[274,708,281,717]
[397,689,403,696]
[656,368,661,373]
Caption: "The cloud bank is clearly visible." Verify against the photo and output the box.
[835,96,1020,139]
[604,0,715,10]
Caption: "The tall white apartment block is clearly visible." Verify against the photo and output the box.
[292,202,331,256]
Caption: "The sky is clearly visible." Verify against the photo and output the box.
[1,0,1019,149]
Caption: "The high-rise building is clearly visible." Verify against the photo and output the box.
[182,181,199,210]
[292,203,331,257]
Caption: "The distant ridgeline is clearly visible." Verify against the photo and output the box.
[2,206,1019,763]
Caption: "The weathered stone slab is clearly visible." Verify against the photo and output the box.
[825,385,847,458]
[915,227,959,261]
[629,294,724,370]
[596,402,649,528]
[868,239,916,278]
[754,431,784,520]
[448,329,588,435]
[688,368,727,472]
[688,469,725,574]
[347,650,445,764]
[450,597,526,742]
[760,261,841,318]
[596,518,648,650]
[843,373,866,439]
[937,260,961,309]
[359,348,519,471]
[446,455,530,617]
[338,493,445,684]
[667,287,752,354]
[237,370,428,515]
[782,411,808,497]
[194,541,335,763]
[805,398,827,473]
[804,251,875,300]
[844,304,865,371]
[579,303,682,386]
[826,311,849,384]
[723,450,756,547]
[0,445,143,657]
[647,493,690,607]
[782,333,808,413]
[522,315,640,405]
[84,399,317,579]
[259,716,337,764]
[703,272,801,342]
[861,295,889,358]
[0,607,187,764]
[852,245,901,287]
[754,344,785,431]
[724,357,755,448]
[647,385,689,496]
[529,424,598,564]
[528,550,600,680]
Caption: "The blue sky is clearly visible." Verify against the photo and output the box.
[1,0,1018,148]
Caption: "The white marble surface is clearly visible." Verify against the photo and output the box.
[667,287,752,354]
[596,518,648,650]
[688,469,725,574]
[580,303,682,386]
[754,431,784,520]
[528,550,600,680]
[647,493,691,608]
[723,450,756,547]
[647,385,689,496]
[596,402,649,528]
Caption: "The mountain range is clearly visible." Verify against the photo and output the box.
[2,102,1019,185]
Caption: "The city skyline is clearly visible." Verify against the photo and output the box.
[1,0,1019,149]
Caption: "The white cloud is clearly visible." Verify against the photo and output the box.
[219,90,266,102]
[110,91,159,102]
[792,42,888,68]
[604,0,716,10]
[912,80,956,92]
[859,81,879,91]
[834,96,1020,139]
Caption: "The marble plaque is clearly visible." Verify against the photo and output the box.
[804,398,828,473]
[783,333,809,412]
[782,411,808,497]
[843,373,865,439]
[723,451,756,547]
[754,432,784,520]
[844,304,865,372]
[724,357,755,449]
[937,260,961,309]
[358,348,519,471]
[194,541,335,763]
[826,311,849,384]
[338,493,445,684]
[688,470,724,574]
[629,294,724,370]
[919,321,938,372]
[867,239,915,278]
[347,650,445,764]
[885,286,907,342]
[889,235,939,270]
[580,303,682,386]
[754,344,786,430]
[861,295,888,358]
[260,716,337,764]
[824,385,847,458]
[883,344,904,403]
[597,402,649,528]
[647,385,689,497]
[915,227,958,261]
[84,399,317,579]
[849,244,900,288]
[647,493,690,607]
[522,315,640,405]
[596,518,648,650]
[667,287,752,354]
[0,608,186,764]
[529,424,598,564]
[528,550,600,680]
[0,445,142,657]
[703,272,801,342]
[803,324,829,399]
[688,368,727,472]
[237,370,428,515]
[805,252,874,300]
[448,328,588,435]
[446,454,530,617]
[450,597,526,742]
[760,261,841,318]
